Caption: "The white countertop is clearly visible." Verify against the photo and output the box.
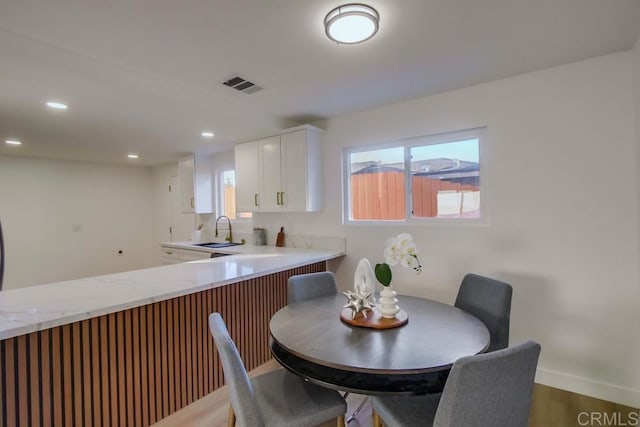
[161,241,285,255]
[0,245,344,340]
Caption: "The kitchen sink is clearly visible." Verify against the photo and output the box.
[192,242,243,249]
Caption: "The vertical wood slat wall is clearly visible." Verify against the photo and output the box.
[0,262,325,427]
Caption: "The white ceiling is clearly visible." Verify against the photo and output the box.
[1,0,639,166]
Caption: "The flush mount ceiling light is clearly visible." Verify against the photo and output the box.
[201,131,215,138]
[324,3,379,44]
[127,154,139,159]
[5,139,22,146]
[46,101,68,110]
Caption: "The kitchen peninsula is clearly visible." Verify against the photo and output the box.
[0,245,344,427]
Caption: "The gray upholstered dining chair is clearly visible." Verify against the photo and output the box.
[287,271,339,304]
[455,273,513,352]
[372,340,541,427]
[208,312,347,427]
[287,271,368,420]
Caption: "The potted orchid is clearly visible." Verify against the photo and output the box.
[374,233,422,318]
[374,233,422,286]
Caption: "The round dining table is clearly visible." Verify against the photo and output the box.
[269,294,490,395]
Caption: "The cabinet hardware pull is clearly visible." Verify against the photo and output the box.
[254,194,259,206]
[276,192,280,205]
[165,251,173,255]
[280,192,285,205]
[191,197,195,208]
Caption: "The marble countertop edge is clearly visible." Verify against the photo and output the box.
[0,248,344,340]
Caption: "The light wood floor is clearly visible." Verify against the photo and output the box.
[529,383,638,427]
[153,359,638,427]
[152,359,373,427]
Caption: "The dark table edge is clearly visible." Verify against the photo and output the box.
[270,339,449,396]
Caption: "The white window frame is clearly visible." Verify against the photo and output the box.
[215,169,253,222]
[342,127,488,226]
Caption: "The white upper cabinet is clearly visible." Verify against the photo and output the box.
[234,125,323,213]
[179,154,214,214]
[259,135,283,211]
[279,129,322,212]
[179,156,195,213]
[234,141,260,212]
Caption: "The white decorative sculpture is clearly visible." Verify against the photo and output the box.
[353,258,376,304]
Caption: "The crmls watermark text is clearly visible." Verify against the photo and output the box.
[577,411,639,426]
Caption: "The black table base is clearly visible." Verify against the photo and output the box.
[271,340,448,396]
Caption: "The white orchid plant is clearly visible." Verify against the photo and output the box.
[374,233,422,287]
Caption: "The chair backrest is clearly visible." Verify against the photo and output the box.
[455,274,512,352]
[434,340,541,427]
[208,313,265,427]
[287,271,339,304]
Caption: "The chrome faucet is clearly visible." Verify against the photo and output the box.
[215,215,233,242]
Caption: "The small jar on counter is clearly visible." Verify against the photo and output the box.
[253,227,267,246]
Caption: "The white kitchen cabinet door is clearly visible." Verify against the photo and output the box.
[161,246,211,265]
[179,156,195,213]
[179,155,214,214]
[234,125,323,213]
[280,130,307,211]
[281,129,323,212]
[234,141,261,212]
[259,136,283,211]
[193,154,214,214]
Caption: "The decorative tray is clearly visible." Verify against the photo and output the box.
[340,308,408,329]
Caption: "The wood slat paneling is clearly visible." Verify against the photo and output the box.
[51,327,62,427]
[29,333,41,427]
[5,338,16,427]
[0,262,325,427]
[72,323,82,426]
[81,322,92,427]
[17,335,29,427]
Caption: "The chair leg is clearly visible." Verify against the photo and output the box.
[346,396,370,423]
[373,410,382,427]
[227,405,236,427]
[337,415,345,426]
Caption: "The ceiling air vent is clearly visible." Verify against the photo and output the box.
[222,75,263,94]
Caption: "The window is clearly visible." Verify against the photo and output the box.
[218,170,252,220]
[349,146,406,220]
[344,129,484,223]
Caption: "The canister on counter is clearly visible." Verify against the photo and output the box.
[253,227,267,246]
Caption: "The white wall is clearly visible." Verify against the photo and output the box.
[0,155,155,289]
[255,52,640,407]
[633,35,640,406]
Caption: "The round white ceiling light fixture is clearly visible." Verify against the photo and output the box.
[324,3,379,44]
[5,139,22,146]
[127,153,139,159]
[46,101,68,110]
[201,131,215,138]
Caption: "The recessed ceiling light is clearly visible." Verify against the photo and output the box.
[5,139,22,145]
[127,154,139,159]
[325,4,379,44]
[201,131,215,138]
[46,101,68,110]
